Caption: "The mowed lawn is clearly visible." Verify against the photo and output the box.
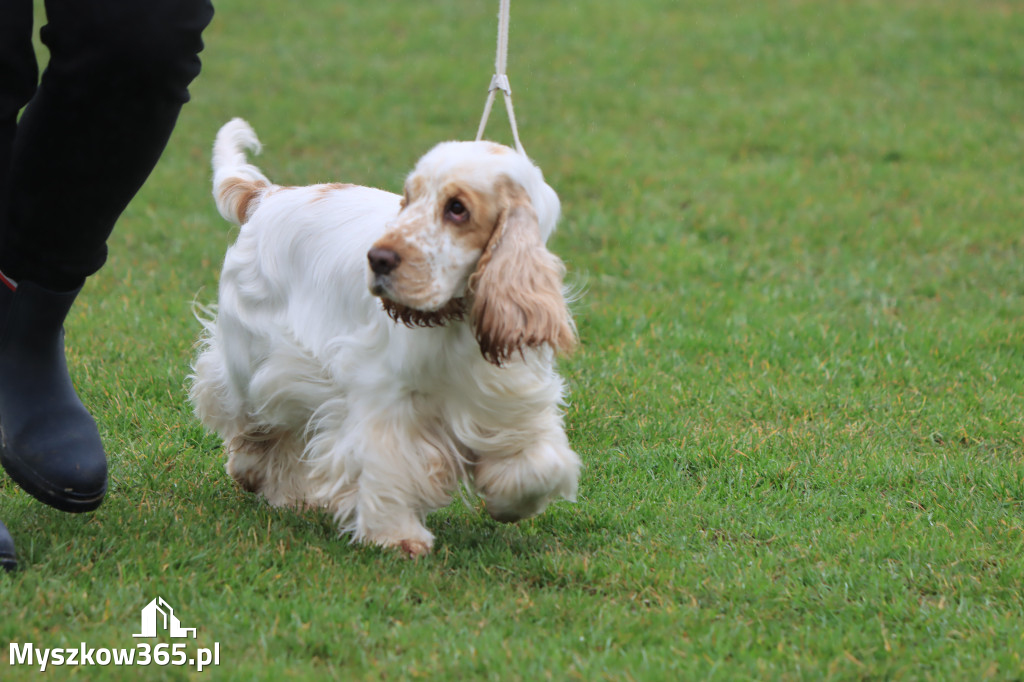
[2,0,1023,679]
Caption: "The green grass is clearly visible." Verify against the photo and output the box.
[2,0,1024,679]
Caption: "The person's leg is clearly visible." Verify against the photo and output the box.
[0,0,38,252]
[0,0,214,514]
[1,0,215,289]
[0,0,40,574]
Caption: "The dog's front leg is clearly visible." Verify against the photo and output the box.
[314,408,458,558]
[473,426,580,523]
[351,473,437,558]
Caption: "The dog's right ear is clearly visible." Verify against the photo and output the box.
[468,182,576,366]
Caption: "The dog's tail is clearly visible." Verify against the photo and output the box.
[212,118,273,226]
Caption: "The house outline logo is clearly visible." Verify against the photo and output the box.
[132,597,197,639]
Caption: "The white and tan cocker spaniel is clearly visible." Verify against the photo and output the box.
[190,119,580,557]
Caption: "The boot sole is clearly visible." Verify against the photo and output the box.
[0,447,105,513]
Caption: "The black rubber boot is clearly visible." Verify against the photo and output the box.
[0,280,107,512]
[0,519,15,572]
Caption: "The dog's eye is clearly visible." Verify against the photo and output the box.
[445,199,470,224]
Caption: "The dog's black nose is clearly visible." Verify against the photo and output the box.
[368,247,401,275]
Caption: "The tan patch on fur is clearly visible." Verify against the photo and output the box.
[383,182,498,254]
[369,232,435,308]
[485,143,513,155]
[369,232,405,255]
[312,182,356,201]
[219,178,268,225]
[406,176,426,200]
[440,182,500,251]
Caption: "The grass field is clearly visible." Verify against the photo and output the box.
[2,0,1024,679]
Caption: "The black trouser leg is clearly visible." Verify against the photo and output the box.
[0,0,38,248]
[0,0,214,290]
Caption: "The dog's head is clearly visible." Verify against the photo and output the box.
[368,141,575,365]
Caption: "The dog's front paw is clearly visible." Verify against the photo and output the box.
[476,440,580,523]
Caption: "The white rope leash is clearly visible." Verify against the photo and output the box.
[474,0,526,155]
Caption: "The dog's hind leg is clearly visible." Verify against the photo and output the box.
[226,429,317,509]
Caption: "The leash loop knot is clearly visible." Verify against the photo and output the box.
[475,0,525,156]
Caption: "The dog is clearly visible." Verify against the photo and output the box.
[189,119,581,557]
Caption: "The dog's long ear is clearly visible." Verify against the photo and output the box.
[469,182,576,366]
